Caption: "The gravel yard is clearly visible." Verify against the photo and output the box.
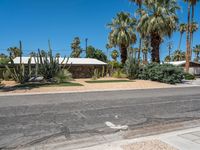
[0,78,173,95]
[122,140,178,150]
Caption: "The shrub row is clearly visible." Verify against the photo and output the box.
[138,63,184,84]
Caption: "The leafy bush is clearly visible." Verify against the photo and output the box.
[86,46,107,62]
[139,63,184,84]
[124,57,139,79]
[54,69,72,83]
[0,57,9,65]
[184,72,195,80]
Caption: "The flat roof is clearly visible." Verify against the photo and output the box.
[164,61,200,66]
[12,57,107,65]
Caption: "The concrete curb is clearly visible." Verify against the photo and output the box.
[0,84,200,97]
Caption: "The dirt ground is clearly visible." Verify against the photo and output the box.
[0,77,174,95]
[122,140,177,150]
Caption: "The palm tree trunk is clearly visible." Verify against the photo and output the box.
[190,5,195,60]
[178,33,183,51]
[185,2,191,73]
[151,32,161,63]
[120,44,127,64]
[138,38,142,63]
[137,4,142,64]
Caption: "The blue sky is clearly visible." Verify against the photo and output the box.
[0,0,199,60]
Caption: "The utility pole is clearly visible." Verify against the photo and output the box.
[85,38,88,52]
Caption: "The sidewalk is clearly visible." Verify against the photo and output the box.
[78,127,200,150]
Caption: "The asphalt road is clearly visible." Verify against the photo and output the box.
[1,87,200,149]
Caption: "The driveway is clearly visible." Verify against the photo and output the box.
[0,87,200,149]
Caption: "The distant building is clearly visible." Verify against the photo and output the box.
[165,61,200,75]
[11,57,107,78]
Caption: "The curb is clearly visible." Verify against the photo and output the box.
[0,84,200,97]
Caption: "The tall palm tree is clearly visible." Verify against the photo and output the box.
[193,45,200,62]
[178,23,187,51]
[129,0,143,63]
[190,0,199,57]
[106,43,112,60]
[107,12,137,64]
[142,46,148,64]
[167,41,173,57]
[111,50,119,61]
[137,0,179,63]
[190,22,199,45]
[184,0,192,72]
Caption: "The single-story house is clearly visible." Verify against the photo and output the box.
[4,57,107,78]
[165,61,200,75]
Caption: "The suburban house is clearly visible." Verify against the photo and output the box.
[10,57,107,78]
[166,61,200,75]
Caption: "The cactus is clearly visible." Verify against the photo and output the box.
[5,41,32,84]
[101,66,105,77]
[36,40,70,81]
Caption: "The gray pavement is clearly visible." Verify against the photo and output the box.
[1,87,200,149]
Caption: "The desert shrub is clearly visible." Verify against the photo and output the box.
[124,57,139,79]
[112,69,127,78]
[54,69,72,83]
[0,57,9,65]
[138,63,184,84]
[184,72,195,80]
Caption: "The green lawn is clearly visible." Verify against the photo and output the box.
[85,80,134,83]
[14,82,83,89]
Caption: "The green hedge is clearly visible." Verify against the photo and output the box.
[138,63,184,84]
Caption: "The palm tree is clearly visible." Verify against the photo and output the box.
[193,45,200,62]
[107,12,137,64]
[55,53,61,59]
[178,23,187,51]
[184,0,192,72]
[7,47,21,59]
[172,50,186,61]
[129,0,143,63]
[137,0,179,63]
[111,50,119,61]
[71,37,82,58]
[164,56,171,62]
[167,41,173,58]
[190,0,199,57]
[190,22,199,44]
[142,46,148,64]
[106,43,112,60]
